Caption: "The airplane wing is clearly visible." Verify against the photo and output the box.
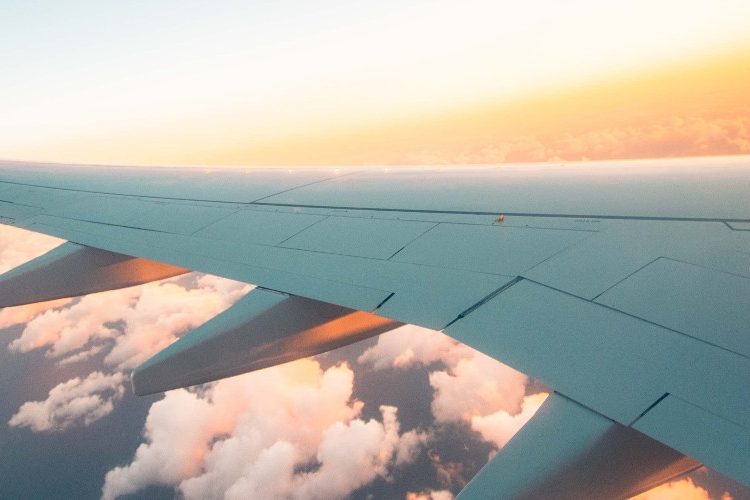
[0,157,748,499]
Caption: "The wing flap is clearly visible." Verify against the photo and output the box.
[633,395,750,486]
[458,393,700,500]
[132,287,401,395]
[0,242,188,307]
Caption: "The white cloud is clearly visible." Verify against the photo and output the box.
[8,274,251,369]
[405,114,750,165]
[8,371,126,432]
[359,327,532,426]
[470,393,548,449]
[101,388,226,498]
[102,359,426,500]
[4,254,253,441]
[359,324,548,476]
[630,477,717,500]
[428,351,528,423]
[103,277,251,370]
[57,344,106,366]
[406,490,455,500]
[0,298,73,330]
[9,287,139,357]
[0,225,63,274]
[289,405,426,500]
[358,324,467,370]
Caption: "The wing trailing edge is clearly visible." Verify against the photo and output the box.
[0,242,188,308]
[458,393,700,500]
[131,287,402,395]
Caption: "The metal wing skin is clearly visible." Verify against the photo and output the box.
[0,157,748,499]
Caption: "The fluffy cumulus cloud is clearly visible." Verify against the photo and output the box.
[101,359,425,500]
[0,298,72,330]
[1,224,253,437]
[8,371,126,432]
[630,477,729,500]
[428,351,528,423]
[469,393,548,449]
[358,324,467,370]
[359,325,546,445]
[8,274,251,369]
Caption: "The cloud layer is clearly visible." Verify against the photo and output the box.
[8,274,251,369]
[0,225,62,274]
[359,325,547,446]
[101,359,425,500]
[406,115,750,165]
[9,371,126,432]
[631,477,722,500]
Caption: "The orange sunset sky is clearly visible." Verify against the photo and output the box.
[1,1,749,167]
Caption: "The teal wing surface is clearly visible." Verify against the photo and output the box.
[0,157,748,499]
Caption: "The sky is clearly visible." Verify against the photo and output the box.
[1,1,750,499]
[0,0,749,166]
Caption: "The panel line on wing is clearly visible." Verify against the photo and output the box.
[386,222,441,260]
[374,292,396,311]
[725,221,750,231]
[524,277,750,359]
[662,255,750,282]
[590,256,663,301]
[518,228,600,273]
[250,201,750,223]
[628,393,671,427]
[443,276,524,328]
[248,171,359,204]
[275,215,331,245]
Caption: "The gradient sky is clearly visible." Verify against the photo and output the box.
[1,0,750,165]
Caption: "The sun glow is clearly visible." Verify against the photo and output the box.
[1,1,749,165]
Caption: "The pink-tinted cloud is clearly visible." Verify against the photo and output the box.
[428,351,528,423]
[102,359,425,500]
[103,275,251,370]
[406,489,454,500]
[0,225,62,274]
[358,324,469,370]
[470,393,548,450]
[359,327,534,430]
[0,226,71,328]
[0,298,72,330]
[8,371,126,432]
[630,477,723,500]
[3,228,253,437]
[358,324,552,490]
[9,287,139,357]
[8,274,251,369]
[406,115,750,164]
